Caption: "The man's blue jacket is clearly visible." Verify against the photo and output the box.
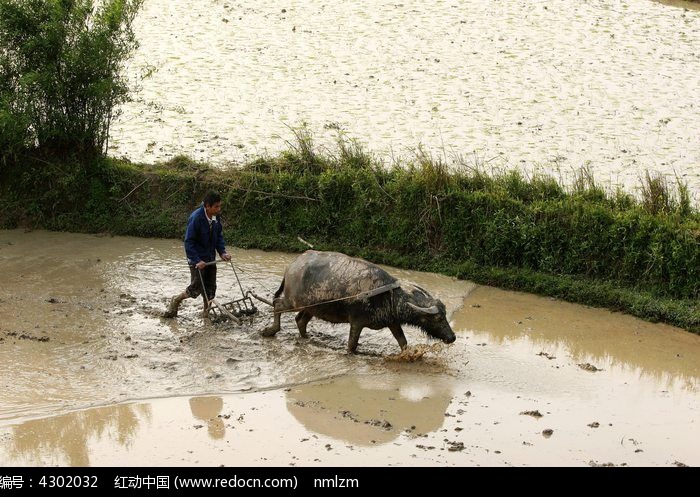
[184,205,226,265]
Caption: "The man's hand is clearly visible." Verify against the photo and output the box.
[195,261,206,270]
[221,252,232,262]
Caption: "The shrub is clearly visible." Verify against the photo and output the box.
[0,0,142,159]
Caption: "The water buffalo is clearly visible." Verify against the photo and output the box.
[261,250,456,353]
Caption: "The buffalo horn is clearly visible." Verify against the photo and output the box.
[407,302,440,315]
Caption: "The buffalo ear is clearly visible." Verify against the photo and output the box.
[407,302,440,315]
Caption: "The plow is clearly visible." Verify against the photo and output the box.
[197,260,272,324]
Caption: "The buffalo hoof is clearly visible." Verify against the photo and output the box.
[261,327,279,337]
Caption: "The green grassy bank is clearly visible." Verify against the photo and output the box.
[1,142,698,333]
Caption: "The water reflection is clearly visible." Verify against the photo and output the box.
[189,396,225,439]
[453,286,700,391]
[286,375,453,446]
[3,404,150,466]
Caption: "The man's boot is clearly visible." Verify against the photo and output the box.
[163,292,188,318]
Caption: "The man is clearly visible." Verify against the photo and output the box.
[164,191,232,318]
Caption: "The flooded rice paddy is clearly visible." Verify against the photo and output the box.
[111,0,700,197]
[0,230,698,466]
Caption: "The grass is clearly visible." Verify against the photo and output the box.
[1,133,698,333]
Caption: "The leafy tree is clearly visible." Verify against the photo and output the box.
[0,0,142,161]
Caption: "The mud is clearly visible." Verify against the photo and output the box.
[1,229,699,466]
[0,229,471,422]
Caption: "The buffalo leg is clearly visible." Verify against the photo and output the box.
[347,324,364,354]
[389,324,408,350]
[261,297,285,337]
[295,311,312,338]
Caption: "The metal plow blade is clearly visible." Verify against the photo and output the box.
[206,296,258,324]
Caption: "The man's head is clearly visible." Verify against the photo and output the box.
[203,191,222,218]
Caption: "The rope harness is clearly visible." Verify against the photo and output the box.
[266,281,401,315]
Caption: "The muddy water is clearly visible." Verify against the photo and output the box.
[1,229,699,466]
[111,0,700,196]
[0,229,471,421]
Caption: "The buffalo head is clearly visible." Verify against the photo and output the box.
[402,284,456,344]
